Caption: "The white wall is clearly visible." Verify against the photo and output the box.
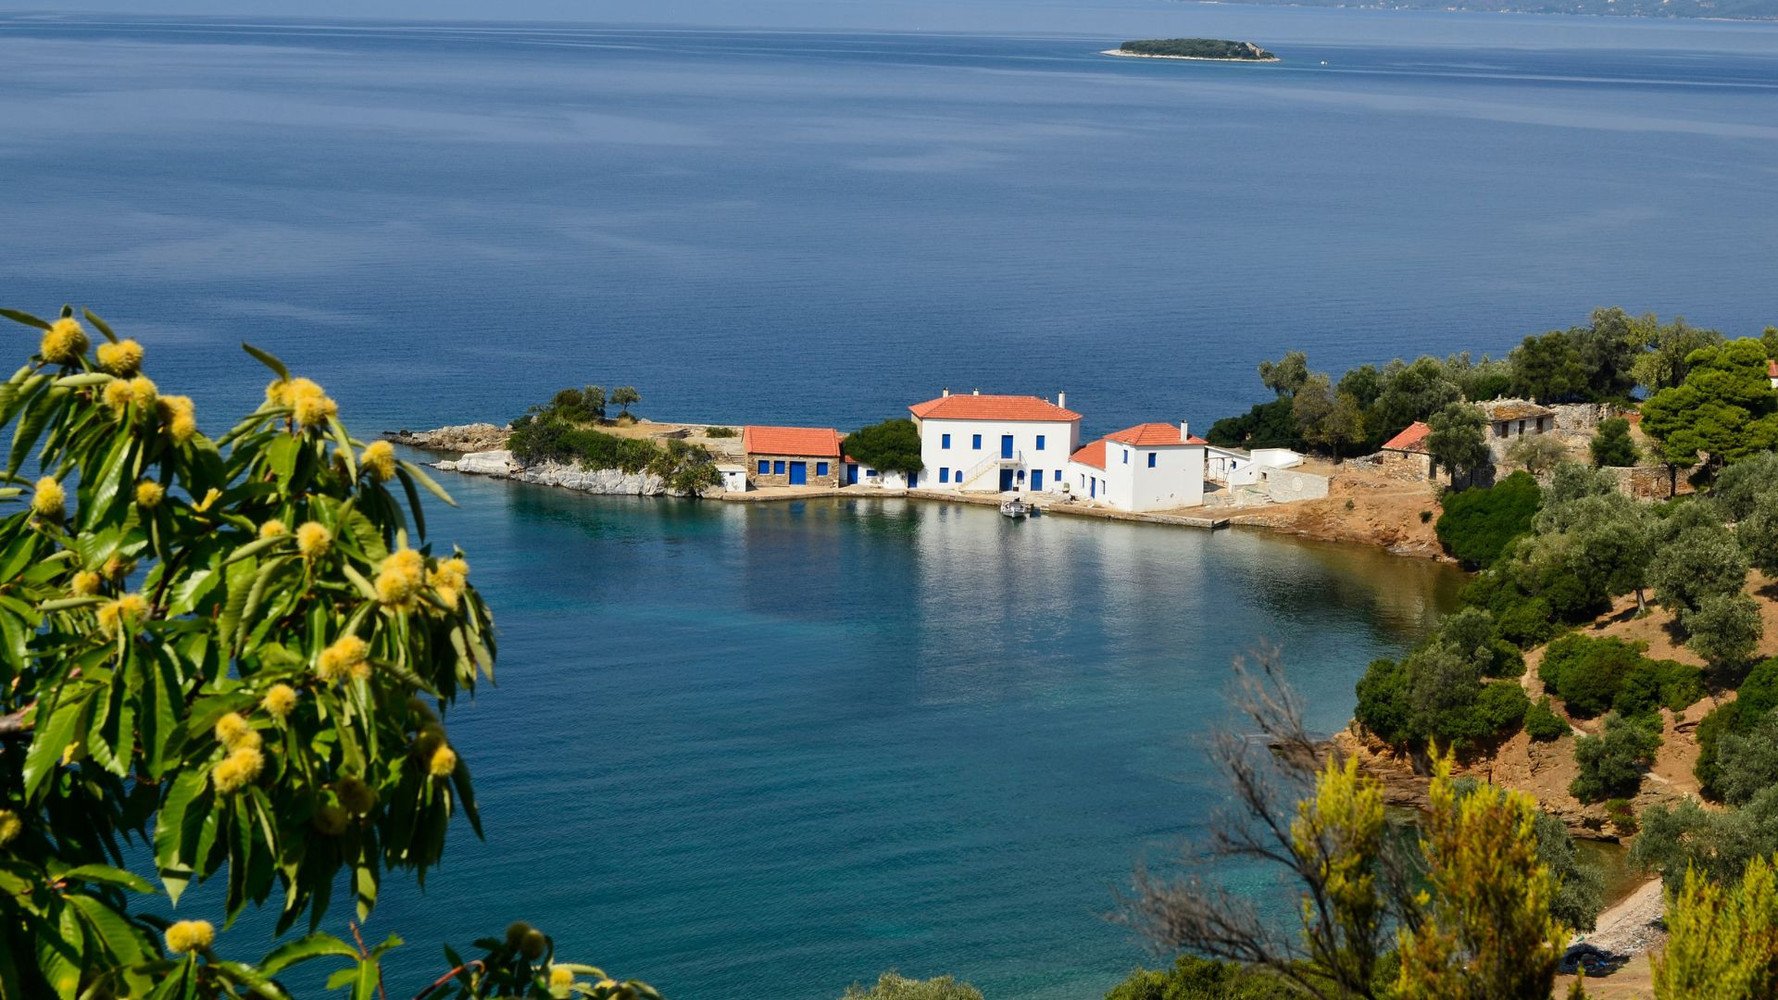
[1206,447,1258,486]
[1066,460,1110,501]
[917,417,1079,492]
[1250,448,1303,469]
[1099,442,1205,512]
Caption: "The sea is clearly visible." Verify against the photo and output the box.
[0,2,1774,996]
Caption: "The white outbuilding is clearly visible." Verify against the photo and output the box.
[909,390,1082,494]
[1066,421,1207,512]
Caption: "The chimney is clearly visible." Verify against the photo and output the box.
[972,388,980,396]
[1057,391,1066,410]
[941,387,950,398]
[1180,420,1190,440]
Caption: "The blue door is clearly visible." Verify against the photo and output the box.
[1090,477,1096,498]
[789,462,807,485]
[999,469,1014,491]
[1031,469,1044,491]
[846,464,858,485]
[907,472,918,488]
[1000,435,1014,459]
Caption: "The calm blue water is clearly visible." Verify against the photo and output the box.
[1,4,1771,995]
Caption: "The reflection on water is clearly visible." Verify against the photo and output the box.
[342,485,1464,999]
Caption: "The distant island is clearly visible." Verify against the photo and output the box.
[1173,0,1778,18]
[1104,39,1280,62]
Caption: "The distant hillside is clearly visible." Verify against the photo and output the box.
[1183,0,1778,18]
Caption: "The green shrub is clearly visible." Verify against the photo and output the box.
[842,973,982,1000]
[1355,658,1412,747]
[705,425,737,438]
[1435,471,1541,568]
[1589,417,1638,468]
[1538,634,1646,718]
[1613,659,1704,719]
[1570,713,1662,803]
[1711,708,1778,807]
[1605,798,1638,834]
[1496,595,1560,648]
[842,418,923,476]
[1355,647,1527,753]
[1104,956,1296,1000]
[1696,663,1778,799]
[1525,698,1570,742]
[1533,810,1605,931]
[1475,680,1532,740]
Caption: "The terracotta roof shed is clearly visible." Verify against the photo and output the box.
[742,426,842,458]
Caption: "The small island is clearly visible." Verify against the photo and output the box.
[1103,38,1279,63]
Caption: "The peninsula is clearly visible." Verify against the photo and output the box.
[1103,38,1279,62]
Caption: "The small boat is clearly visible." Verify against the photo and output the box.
[999,496,1031,519]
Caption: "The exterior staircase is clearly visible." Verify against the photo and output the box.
[958,450,1022,492]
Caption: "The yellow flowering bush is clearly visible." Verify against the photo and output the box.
[0,305,655,1000]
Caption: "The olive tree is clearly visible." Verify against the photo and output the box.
[0,307,654,999]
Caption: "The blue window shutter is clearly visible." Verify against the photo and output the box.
[1037,434,1046,450]
[774,460,785,475]
[973,434,982,449]
[1123,449,1129,464]
[817,462,829,477]
[1148,453,1156,468]
[757,460,768,475]
[942,433,951,449]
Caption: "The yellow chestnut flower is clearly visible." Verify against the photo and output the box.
[262,683,298,721]
[287,377,338,428]
[96,593,148,637]
[95,338,144,376]
[135,480,165,509]
[128,375,158,408]
[550,966,574,988]
[335,776,378,816]
[157,394,197,443]
[259,519,288,539]
[214,712,260,752]
[315,634,369,683]
[102,379,134,416]
[39,317,87,366]
[212,747,263,794]
[0,809,21,847]
[265,378,292,408]
[375,548,426,608]
[164,919,214,955]
[101,556,133,581]
[296,521,331,560]
[361,440,397,481]
[70,571,102,596]
[30,477,65,520]
[427,744,457,778]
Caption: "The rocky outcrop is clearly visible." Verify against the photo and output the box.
[435,450,685,497]
[383,423,510,453]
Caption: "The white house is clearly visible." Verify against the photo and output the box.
[1065,421,1207,512]
[909,390,1081,493]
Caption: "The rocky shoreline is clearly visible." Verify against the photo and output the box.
[382,423,511,454]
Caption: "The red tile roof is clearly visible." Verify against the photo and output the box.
[1382,421,1432,453]
[742,425,842,458]
[1106,422,1209,447]
[909,394,1080,422]
[1069,438,1107,470]
[1769,359,1777,378]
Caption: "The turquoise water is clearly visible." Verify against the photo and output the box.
[345,481,1460,997]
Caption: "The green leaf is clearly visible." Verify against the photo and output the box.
[258,933,357,976]
[61,865,155,894]
[0,308,50,331]
[24,694,84,802]
[398,459,456,507]
[82,308,118,344]
[155,769,208,905]
[240,343,289,381]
